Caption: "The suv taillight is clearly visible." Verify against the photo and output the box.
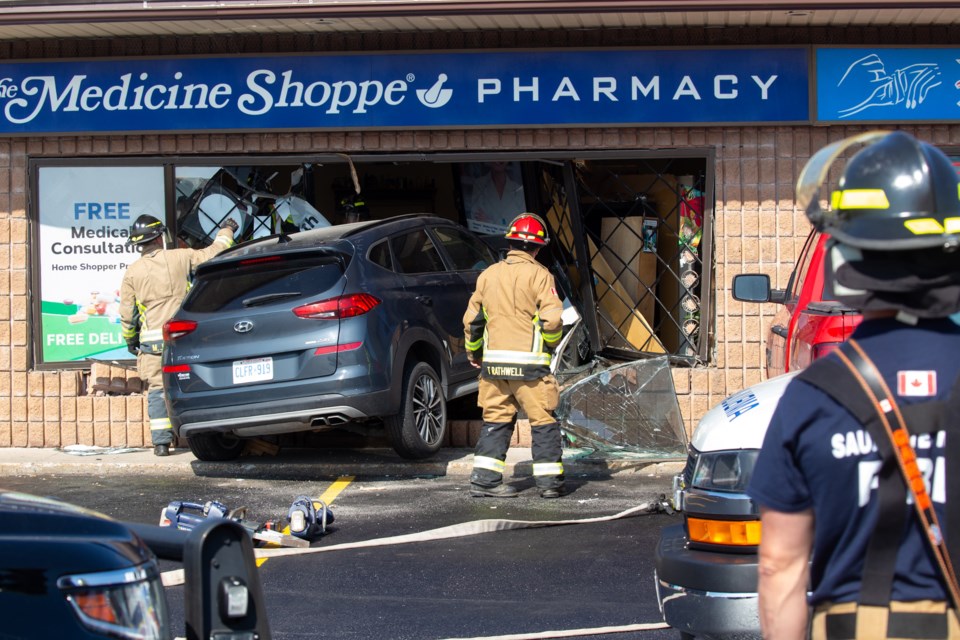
[294,294,381,319]
[163,319,198,341]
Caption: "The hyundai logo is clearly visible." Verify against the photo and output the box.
[234,320,254,333]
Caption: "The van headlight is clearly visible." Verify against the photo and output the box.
[690,449,759,493]
[59,563,170,640]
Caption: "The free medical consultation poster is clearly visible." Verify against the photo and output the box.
[38,166,164,363]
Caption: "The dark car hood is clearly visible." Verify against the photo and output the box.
[0,490,153,578]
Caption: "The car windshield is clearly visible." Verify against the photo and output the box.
[183,254,344,313]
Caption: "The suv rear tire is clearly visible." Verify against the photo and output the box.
[187,432,246,461]
[385,361,446,459]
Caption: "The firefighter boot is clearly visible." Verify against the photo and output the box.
[470,421,519,497]
[532,421,565,498]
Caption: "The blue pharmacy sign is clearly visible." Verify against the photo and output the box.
[817,47,960,122]
[0,48,809,134]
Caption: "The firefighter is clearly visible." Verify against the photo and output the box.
[747,131,960,639]
[463,212,565,498]
[120,214,238,456]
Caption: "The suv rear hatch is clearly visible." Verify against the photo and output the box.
[164,246,351,393]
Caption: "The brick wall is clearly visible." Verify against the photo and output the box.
[2,27,960,447]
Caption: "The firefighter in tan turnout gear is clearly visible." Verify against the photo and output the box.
[463,213,566,498]
[120,214,237,456]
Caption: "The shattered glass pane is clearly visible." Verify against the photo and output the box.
[555,356,687,460]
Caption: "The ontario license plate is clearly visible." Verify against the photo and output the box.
[232,357,273,384]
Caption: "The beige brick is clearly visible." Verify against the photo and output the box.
[60,421,78,446]
[28,371,43,397]
[671,369,690,395]
[12,346,26,371]
[709,369,726,396]
[0,413,9,446]
[93,396,110,422]
[744,368,764,388]
[516,419,532,447]
[10,320,25,346]
[110,417,126,446]
[108,396,125,422]
[43,396,59,421]
[93,422,110,446]
[11,422,27,447]
[11,396,26,421]
[27,421,43,446]
[126,396,144,423]
[27,396,42,422]
[77,422,94,445]
[126,418,144,448]
[61,371,80,397]
[77,396,93,422]
[726,343,744,369]
[0,371,8,397]
[44,419,61,448]
[60,398,76,422]
[10,270,25,296]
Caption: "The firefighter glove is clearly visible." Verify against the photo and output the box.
[126,338,140,356]
[220,217,240,233]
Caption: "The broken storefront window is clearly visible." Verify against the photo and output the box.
[555,356,687,460]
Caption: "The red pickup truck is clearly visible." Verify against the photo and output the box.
[654,228,862,639]
[732,229,862,376]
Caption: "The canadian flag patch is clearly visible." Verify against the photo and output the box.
[897,370,937,397]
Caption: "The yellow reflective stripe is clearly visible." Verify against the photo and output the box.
[466,338,483,350]
[473,456,505,472]
[215,234,235,248]
[121,326,137,339]
[904,216,960,235]
[533,462,564,476]
[542,330,562,343]
[483,350,551,365]
[150,417,172,430]
[833,188,890,210]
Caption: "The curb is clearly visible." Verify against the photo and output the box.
[0,447,685,481]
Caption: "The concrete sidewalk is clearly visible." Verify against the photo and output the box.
[0,445,684,481]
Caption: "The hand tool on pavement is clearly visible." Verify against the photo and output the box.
[159,500,309,548]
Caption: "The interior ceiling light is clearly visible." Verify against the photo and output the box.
[786,10,811,17]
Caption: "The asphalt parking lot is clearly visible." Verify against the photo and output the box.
[0,445,685,639]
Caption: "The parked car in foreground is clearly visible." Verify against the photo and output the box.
[654,229,863,638]
[163,214,498,462]
[0,489,267,638]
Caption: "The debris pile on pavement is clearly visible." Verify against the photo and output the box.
[555,356,687,460]
[159,496,334,548]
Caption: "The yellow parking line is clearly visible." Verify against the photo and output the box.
[318,475,354,505]
[256,475,354,566]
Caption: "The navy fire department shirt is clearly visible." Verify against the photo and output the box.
[747,317,960,606]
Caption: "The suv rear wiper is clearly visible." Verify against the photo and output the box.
[243,292,302,307]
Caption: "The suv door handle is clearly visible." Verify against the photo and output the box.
[416,295,433,306]
[772,325,789,338]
